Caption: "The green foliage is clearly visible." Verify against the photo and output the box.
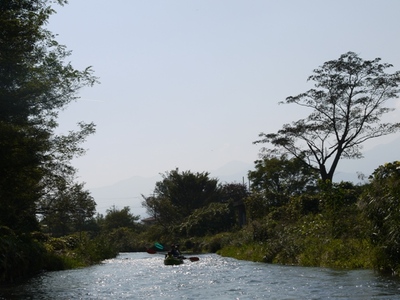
[74,233,118,265]
[90,206,145,252]
[0,226,120,283]
[244,192,269,220]
[0,227,47,282]
[40,182,97,236]
[290,193,320,215]
[142,169,222,230]
[106,227,140,252]
[179,202,236,237]
[359,161,400,274]
[101,206,140,232]
[0,0,101,280]
[218,243,269,262]
[40,232,118,270]
[245,155,319,226]
[318,181,364,238]
[219,183,249,203]
[0,0,97,232]
[217,210,374,269]
[141,223,171,244]
[319,181,360,211]
[201,232,234,253]
[255,52,400,182]
[298,238,373,269]
[216,176,377,270]
[248,155,318,206]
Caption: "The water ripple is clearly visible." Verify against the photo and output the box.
[2,253,400,299]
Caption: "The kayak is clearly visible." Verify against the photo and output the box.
[164,256,184,265]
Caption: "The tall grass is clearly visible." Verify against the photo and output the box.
[0,228,118,283]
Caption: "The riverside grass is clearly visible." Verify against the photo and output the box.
[217,238,374,269]
[218,243,268,262]
[0,231,118,283]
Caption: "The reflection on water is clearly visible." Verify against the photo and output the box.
[1,252,400,299]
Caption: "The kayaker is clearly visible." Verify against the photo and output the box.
[174,244,186,259]
[175,244,183,257]
[170,244,180,257]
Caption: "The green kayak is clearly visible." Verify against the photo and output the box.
[164,256,183,265]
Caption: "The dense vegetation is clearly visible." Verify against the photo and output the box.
[140,161,400,276]
[135,51,400,276]
[1,0,400,283]
[0,0,104,282]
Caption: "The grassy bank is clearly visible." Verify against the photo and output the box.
[217,238,374,270]
[0,228,118,283]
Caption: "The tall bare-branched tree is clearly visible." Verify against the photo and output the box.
[255,52,400,182]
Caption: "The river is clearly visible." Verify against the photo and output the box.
[1,252,400,299]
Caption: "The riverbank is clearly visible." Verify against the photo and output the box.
[0,229,118,283]
[191,227,376,272]
[217,239,374,270]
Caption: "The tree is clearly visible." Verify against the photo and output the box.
[142,169,221,228]
[219,183,249,227]
[255,52,400,182]
[179,202,236,237]
[248,155,319,207]
[219,182,249,204]
[359,161,400,273]
[101,206,140,232]
[40,182,96,236]
[0,0,97,232]
[318,180,363,239]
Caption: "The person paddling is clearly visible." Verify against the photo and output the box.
[173,244,185,259]
[170,244,179,257]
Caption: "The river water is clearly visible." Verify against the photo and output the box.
[1,252,400,299]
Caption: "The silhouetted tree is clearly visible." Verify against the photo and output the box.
[142,169,221,228]
[255,52,400,182]
[40,183,96,236]
[102,206,140,232]
[0,0,97,232]
[248,155,318,207]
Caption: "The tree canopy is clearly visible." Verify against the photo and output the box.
[142,169,221,228]
[0,0,97,232]
[101,206,140,232]
[248,155,319,207]
[39,182,96,236]
[255,52,400,182]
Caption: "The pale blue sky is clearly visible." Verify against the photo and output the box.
[49,0,400,190]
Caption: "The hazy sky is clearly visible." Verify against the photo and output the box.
[49,0,400,190]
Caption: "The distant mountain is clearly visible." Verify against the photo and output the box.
[90,175,159,218]
[209,160,253,184]
[90,137,399,218]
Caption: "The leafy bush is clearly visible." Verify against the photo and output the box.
[359,161,400,274]
[179,203,236,237]
[0,228,47,282]
[299,238,373,269]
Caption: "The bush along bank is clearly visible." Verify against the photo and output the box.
[0,227,118,283]
[214,207,375,270]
